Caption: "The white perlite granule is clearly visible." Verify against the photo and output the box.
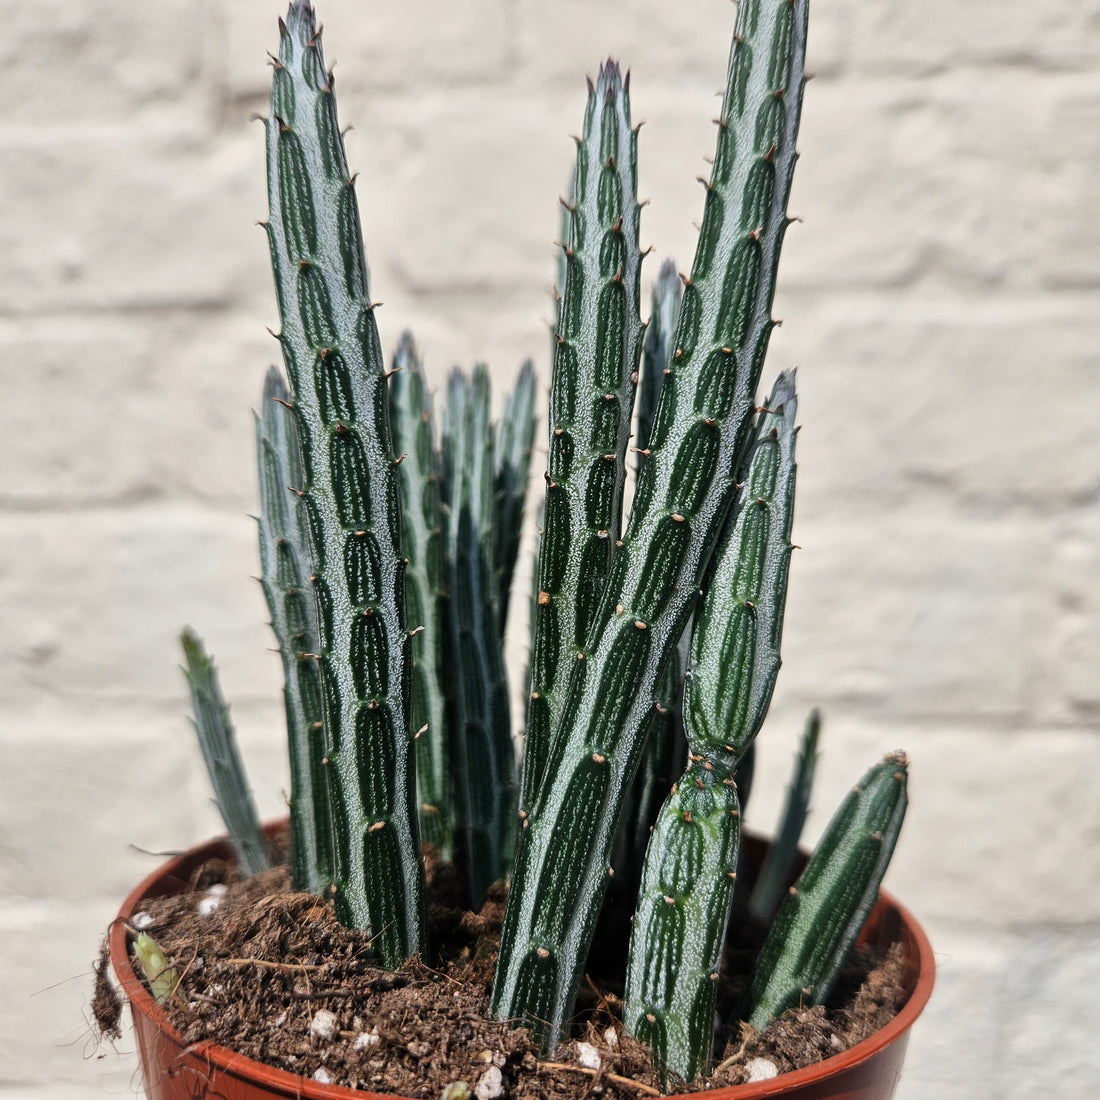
[575,1042,601,1070]
[353,1028,380,1050]
[196,894,222,917]
[310,1009,338,1041]
[745,1057,779,1082]
[475,1065,504,1100]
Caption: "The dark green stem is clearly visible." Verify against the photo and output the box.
[748,708,821,925]
[180,627,271,878]
[520,61,645,822]
[263,0,424,964]
[390,334,456,861]
[494,361,538,637]
[492,0,808,1049]
[743,752,909,1029]
[443,368,515,903]
[256,366,334,894]
[622,375,798,1083]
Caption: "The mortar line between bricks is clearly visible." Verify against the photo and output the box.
[0,493,264,514]
[0,286,552,327]
[730,705,1100,737]
[9,692,1099,738]
[795,485,1100,523]
[772,289,1100,320]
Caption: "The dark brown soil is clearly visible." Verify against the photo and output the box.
[93,939,123,1040]
[99,847,907,1097]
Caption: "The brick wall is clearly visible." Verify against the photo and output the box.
[2,1,1098,1095]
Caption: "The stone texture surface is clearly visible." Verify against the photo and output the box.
[3,0,1098,1095]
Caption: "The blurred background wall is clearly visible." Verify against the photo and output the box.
[0,1,1097,1096]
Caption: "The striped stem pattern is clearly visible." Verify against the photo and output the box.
[256,366,333,895]
[622,374,798,1084]
[494,361,538,637]
[520,61,645,819]
[749,708,821,925]
[180,628,271,878]
[612,645,686,904]
[443,368,515,903]
[390,334,455,861]
[264,0,424,964]
[744,752,909,1029]
[635,259,682,457]
[492,0,809,1049]
[614,259,686,895]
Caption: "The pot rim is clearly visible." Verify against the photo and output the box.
[109,823,934,1100]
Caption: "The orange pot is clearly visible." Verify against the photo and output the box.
[110,825,934,1100]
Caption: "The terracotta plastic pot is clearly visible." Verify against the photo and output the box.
[110,824,934,1100]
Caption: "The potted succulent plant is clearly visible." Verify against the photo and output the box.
[100,1,934,1097]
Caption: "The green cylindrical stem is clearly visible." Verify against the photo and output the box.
[635,259,682,456]
[625,768,741,1088]
[622,376,798,1083]
[180,628,271,878]
[749,708,821,925]
[263,0,424,964]
[613,644,686,903]
[681,371,798,762]
[743,752,909,1030]
[492,0,808,1050]
[613,260,687,895]
[390,334,455,861]
[256,366,334,895]
[735,740,756,815]
[493,360,538,636]
[520,61,645,819]
[552,177,574,334]
[443,368,515,904]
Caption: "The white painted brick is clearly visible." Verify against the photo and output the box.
[894,920,1014,1099]
[511,0,735,88]
[629,86,742,283]
[782,73,1099,292]
[222,0,512,101]
[770,296,1100,512]
[0,1091,128,1099]
[996,930,1100,1097]
[0,701,285,902]
[0,313,276,509]
[777,509,1045,720]
[0,898,137,1088]
[340,89,569,297]
[768,721,1100,925]
[0,0,216,128]
[510,0,838,87]
[843,0,1100,75]
[1044,91,1100,288]
[0,1092,125,1099]
[371,291,553,432]
[0,507,279,706]
[1034,508,1100,725]
[0,130,265,313]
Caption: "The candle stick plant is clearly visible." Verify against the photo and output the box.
[169,0,911,1088]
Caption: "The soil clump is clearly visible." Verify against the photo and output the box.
[97,845,908,1097]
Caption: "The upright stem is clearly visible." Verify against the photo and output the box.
[492,0,809,1048]
[263,1,425,965]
